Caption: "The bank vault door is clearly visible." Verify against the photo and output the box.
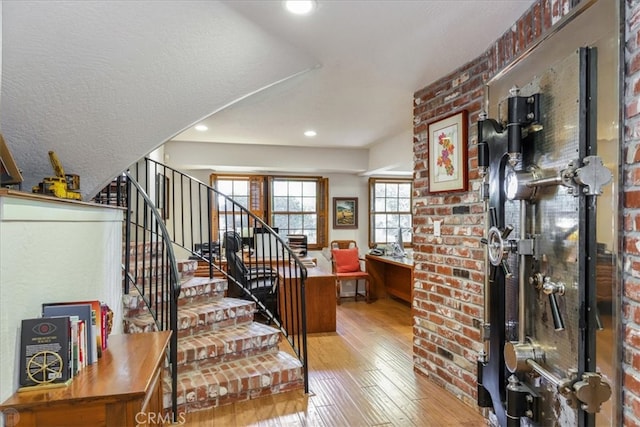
[477,48,612,427]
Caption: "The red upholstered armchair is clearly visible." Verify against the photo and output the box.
[330,240,370,305]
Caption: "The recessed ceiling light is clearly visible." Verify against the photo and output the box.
[284,0,316,15]
[304,130,317,137]
[195,124,208,131]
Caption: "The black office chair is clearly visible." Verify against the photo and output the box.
[223,231,279,319]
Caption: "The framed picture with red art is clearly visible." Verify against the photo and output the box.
[427,110,468,193]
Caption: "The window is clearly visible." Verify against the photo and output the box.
[210,175,265,241]
[215,177,250,231]
[369,178,412,247]
[210,174,328,249]
[270,177,328,248]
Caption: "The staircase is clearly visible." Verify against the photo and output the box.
[122,255,304,414]
[94,158,309,418]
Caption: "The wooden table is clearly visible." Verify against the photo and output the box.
[244,254,317,266]
[365,254,414,303]
[0,331,171,427]
[278,265,336,333]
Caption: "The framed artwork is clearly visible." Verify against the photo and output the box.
[428,110,468,193]
[155,173,170,220]
[333,197,358,229]
[0,134,23,186]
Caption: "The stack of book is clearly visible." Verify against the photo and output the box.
[290,257,316,268]
[18,300,112,390]
[287,234,308,257]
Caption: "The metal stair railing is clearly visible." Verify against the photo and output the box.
[93,171,181,421]
[94,158,310,410]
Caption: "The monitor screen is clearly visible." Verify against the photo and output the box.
[254,232,280,259]
[252,227,279,251]
[253,227,279,234]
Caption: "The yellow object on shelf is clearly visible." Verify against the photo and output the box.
[32,151,82,200]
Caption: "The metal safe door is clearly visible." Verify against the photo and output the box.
[477,47,612,427]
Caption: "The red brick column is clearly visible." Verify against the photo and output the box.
[624,2,640,425]
[412,0,581,409]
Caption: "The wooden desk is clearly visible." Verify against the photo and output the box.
[278,266,336,333]
[0,331,171,427]
[244,254,317,266]
[365,254,414,303]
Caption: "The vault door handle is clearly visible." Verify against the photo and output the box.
[542,278,565,331]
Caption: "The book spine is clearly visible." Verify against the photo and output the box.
[69,316,79,376]
[101,303,108,350]
[90,310,98,363]
[78,320,86,368]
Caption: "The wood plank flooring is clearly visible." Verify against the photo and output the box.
[182,297,487,426]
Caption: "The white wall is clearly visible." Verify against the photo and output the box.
[165,141,369,175]
[327,173,369,246]
[0,194,123,403]
[367,128,414,175]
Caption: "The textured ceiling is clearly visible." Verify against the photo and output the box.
[1,1,536,197]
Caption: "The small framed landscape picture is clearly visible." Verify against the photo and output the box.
[333,197,358,229]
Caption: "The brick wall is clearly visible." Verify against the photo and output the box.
[625,1,640,425]
[412,0,583,410]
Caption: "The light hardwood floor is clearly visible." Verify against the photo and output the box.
[182,297,487,426]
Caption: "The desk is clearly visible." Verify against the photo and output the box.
[278,266,336,333]
[0,331,171,427]
[365,254,414,303]
[244,254,317,267]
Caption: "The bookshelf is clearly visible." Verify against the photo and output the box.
[0,331,171,427]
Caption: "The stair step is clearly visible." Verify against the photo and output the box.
[124,298,257,336]
[125,258,195,275]
[177,259,198,278]
[122,312,159,334]
[165,351,304,413]
[122,287,171,315]
[178,277,227,306]
[122,265,195,289]
[122,276,226,318]
[124,240,163,256]
[124,241,195,267]
[193,260,226,279]
[176,299,256,337]
[177,322,282,368]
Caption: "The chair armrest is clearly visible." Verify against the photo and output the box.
[246,268,278,282]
